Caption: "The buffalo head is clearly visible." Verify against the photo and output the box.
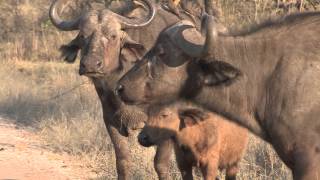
[50,0,156,76]
[116,15,241,107]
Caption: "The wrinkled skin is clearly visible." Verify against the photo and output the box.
[50,0,223,179]
[117,12,320,179]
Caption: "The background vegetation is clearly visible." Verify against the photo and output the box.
[1,0,319,179]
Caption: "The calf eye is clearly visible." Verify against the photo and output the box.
[160,114,168,118]
[110,34,117,40]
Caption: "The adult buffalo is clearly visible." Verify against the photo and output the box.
[117,13,320,179]
[49,0,222,179]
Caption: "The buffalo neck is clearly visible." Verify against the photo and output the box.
[194,34,281,140]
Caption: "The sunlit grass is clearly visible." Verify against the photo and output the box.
[0,59,291,179]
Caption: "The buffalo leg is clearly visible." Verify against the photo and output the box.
[107,125,131,180]
[293,147,320,180]
[154,140,174,180]
[205,0,221,17]
[175,150,193,180]
[93,80,132,179]
[178,165,193,180]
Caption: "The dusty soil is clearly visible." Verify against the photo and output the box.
[0,117,96,180]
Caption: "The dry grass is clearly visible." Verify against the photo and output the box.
[0,59,158,179]
[2,0,318,179]
[0,59,291,179]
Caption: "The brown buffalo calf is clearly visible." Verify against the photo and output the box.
[138,105,248,180]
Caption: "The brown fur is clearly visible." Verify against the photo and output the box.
[117,13,320,179]
[51,0,225,179]
[140,104,248,180]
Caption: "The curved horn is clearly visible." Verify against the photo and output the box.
[171,21,204,57]
[202,14,218,57]
[172,14,217,58]
[205,0,222,18]
[49,0,80,31]
[111,0,156,29]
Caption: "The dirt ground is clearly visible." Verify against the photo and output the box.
[0,117,96,180]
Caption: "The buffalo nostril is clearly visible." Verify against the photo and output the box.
[138,133,153,147]
[138,133,149,143]
[143,135,148,141]
[115,84,124,96]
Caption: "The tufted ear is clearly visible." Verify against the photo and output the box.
[178,108,217,154]
[59,35,82,63]
[198,59,242,86]
[194,123,217,154]
[178,108,209,129]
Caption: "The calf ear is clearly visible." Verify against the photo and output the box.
[199,60,242,86]
[178,108,209,129]
[195,124,217,154]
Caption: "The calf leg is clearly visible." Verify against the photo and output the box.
[154,140,174,180]
[225,163,240,180]
[107,125,131,180]
[202,159,218,180]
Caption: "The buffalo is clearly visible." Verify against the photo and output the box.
[49,0,223,179]
[117,13,320,179]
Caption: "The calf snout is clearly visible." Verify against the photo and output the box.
[138,132,153,147]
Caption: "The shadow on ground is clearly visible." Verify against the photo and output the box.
[0,88,101,129]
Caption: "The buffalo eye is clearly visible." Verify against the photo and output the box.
[147,59,156,79]
[158,53,165,59]
[78,34,84,39]
[157,46,166,58]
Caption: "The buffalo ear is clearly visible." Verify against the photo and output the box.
[178,108,209,129]
[59,44,79,63]
[59,35,82,63]
[199,60,242,86]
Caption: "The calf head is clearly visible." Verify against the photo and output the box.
[138,106,180,147]
[117,16,242,106]
[50,0,155,76]
[138,105,215,153]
